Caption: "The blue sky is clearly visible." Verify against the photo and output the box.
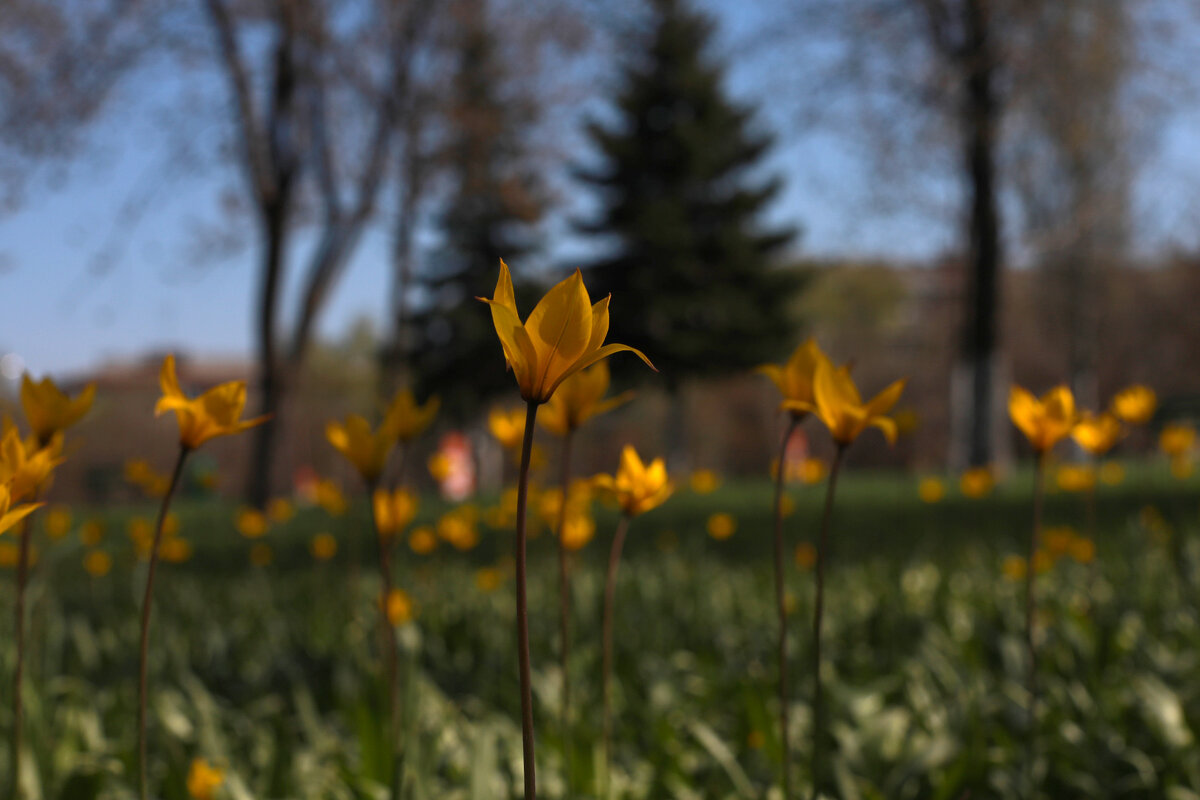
[1,2,1197,379]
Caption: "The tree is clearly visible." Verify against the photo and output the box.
[401,0,548,422]
[573,0,799,391]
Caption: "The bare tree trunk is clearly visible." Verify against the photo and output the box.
[248,199,289,507]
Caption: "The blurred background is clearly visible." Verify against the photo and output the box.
[2,0,1200,503]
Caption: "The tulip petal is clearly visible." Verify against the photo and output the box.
[869,415,898,444]
[551,343,656,400]
[866,379,906,417]
[524,270,594,397]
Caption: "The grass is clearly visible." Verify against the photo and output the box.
[2,460,1199,798]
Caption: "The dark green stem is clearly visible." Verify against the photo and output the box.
[516,400,540,799]
[811,444,845,800]
[772,416,801,800]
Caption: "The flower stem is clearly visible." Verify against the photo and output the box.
[9,490,39,800]
[515,399,540,800]
[366,477,402,800]
[137,445,189,800]
[602,514,630,798]
[555,430,575,791]
[772,416,800,800]
[811,444,845,800]
[1024,453,1046,798]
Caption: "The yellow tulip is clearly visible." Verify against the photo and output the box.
[1099,460,1125,485]
[794,542,817,571]
[917,476,946,503]
[959,466,994,498]
[1009,384,1076,454]
[313,479,347,516]
[478,259,654,404]
[437,507,480,551]
[235,508,269,539]
[797,458,828,485]
[559,512,596,551]
[475,566,504,592]
[1110,384,1156,425]
[155,355,267,450]
[756,338,831,416]
[1071,411,1122,456]
[159,538,193,564]
[83,549,112,577]
[706,512,737,540]
[326,414,395,483]
[539,361,632,436]
[787,357,905,446]
[1160,423,1195,458]
[1002,555,1027,581]
[186,758,225,800]
[267,497,293,523]
[383,387,439,442]
[1055,464,1096,493]
[373,489,418,538]
[0,484,42,536]
[592,445,673,517]
[310,532,338,561]
[689,469,720,494]
[0,425,63,501]
[488,407,528,450]
[1069,536,1096,564]
[79,519,104,546]
[408,525,438,555]
[385,588,415,625]
[20,374,95,445]
[44,505,72,539]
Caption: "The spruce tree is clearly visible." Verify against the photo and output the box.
[574,0,800,389]
[405,1,546,421]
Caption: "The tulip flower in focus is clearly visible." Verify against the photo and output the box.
[788,357,905,446]
[156,355,267,450]
[593,445,674,518]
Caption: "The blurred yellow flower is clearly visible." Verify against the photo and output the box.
[124,459,169,497]
[1160,423,1196,458]
[310,533,338,561]
[79,518,104,546]
[1032,549,1054,574]
[1069,537,1096,564]
[706,512,737,540]
[560,512,596,551]
[383,387,439,442]
[787,357,905,446]
[374,489,418,539]
[918,476,946,503]
[797,458,828,485]
[1111,384,1156,425]
[20,373,95,445]
[314,479,347,516]
[1002,555,1026,581]
[83,549,112,577]
[186,757,225,800]
[756,338,831,417]
[1099,461,1125,486]
[539,361,631,436]
[1009,384,1076,454]
[537,479,592,528]
[1072,411,1122,456]
[408,525,438,555]
[0,425,63,501]
[478,259,653,404]
[163,512,180,538]
[488,407,527,450]
[156,354,267,449]
[43,505,72,539]
[159,538,193,564]
[959,467,994,499]
[1043,526,1076,558]
[438,508,480,551]
[689,468,720,495]
[249,544,273,567]
[0,541,20,567]
[893,408,920,436]
[0,485,41,537]
[128,517,154,556]
[1055,465,1096,493]
[385,588,415,625]
[795,542,817,571]
[593,445,673,517]
[326,415,395,483]
[1170,457,1194,480]
[779,493,795,518]
[267,497,293,523]
[475,566,504,592]
[235,508,269,539]
[428,452,452,482]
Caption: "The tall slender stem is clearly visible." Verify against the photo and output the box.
[811,444,845,800]
[9,489,40,800]
[555,430,575,791]
[602,515,630,797]
[1024,453,1046,798]
[772,416,801,800]
[515,400,540,800]
[136,445,189,800]
[366,477,402,800]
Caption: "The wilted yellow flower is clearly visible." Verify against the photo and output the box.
[488,407,528,450]
[1009,385,1076,454]
[475,566,504,592]
[689,469,720,494]
[593,445,673,517]
[479,259,654,404]
[437,508,480,551]
[43,505,72,539]
[797,458,828,485]
[427,452,452,482]
[186,758,225,800]
[1069,537,1096,564]
[326,415,395,483]
[795,542,817,571]
[79,518,104,546]
[918,476,946,503]
[314,479,347,516]
[787,357,905,446]
[310,533,337,561]
[267,497,293,523]
[1056,464,1096,493]
[234,508,268,539]
[245,543,270,566]
[408,525,438,555]
[83,549,112,577]
[383,387,439,442]
[1072,411,1122,456]
[156,355,267,450]
[560,512,596,551]
[757,339,831,418]
[1043,526,1076,558]
[159,538,193,564]
[706,512,737,540]
[374,489,418,539]
[539,361,631,436]
[959,467,995,499]
[1160,423,1196,458]
[1099,460,1125,486]
[20,373,95,445]
[1111,384,1156,425]
[385,588,415,625]
[0,425,63,501]
[1002,555,1027,581]
[0,485,41,537]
